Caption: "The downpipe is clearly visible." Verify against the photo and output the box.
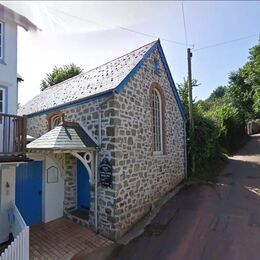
[95,92,115,233]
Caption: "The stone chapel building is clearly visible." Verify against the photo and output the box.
[18,40,187,240]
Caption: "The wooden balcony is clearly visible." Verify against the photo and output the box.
[0,113,29,163]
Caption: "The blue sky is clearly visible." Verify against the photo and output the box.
[2,1,260,105]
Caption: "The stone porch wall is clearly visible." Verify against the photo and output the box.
[27,97,119,239]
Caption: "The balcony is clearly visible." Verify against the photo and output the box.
[0,113,29,163]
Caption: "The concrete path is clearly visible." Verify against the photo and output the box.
[110,134,260,260]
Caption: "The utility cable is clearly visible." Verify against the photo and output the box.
[181,1,189,48]
[47,5,192,47]
[194,33,259,51]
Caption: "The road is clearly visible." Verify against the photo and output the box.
[110,134,260,260]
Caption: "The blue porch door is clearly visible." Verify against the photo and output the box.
[77,159,90,211]
[16,161,43,225]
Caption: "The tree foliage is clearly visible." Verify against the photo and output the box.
[177,78,200,115]
[209,86,227,100]
[178,41,259,177]
[40,63,82,91]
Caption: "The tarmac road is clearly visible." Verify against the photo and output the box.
[110,134,260,260]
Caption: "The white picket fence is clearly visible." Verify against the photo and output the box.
[0,203,29,260]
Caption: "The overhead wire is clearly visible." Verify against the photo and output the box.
[181,1,189,48]
[47,6,192,47]
[194,33,260,51]
[47,5,259,52]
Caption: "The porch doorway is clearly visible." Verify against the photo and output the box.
[77,159,90,212]
[16,161,43,225]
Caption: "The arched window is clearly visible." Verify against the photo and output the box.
[152,88,163,153]
[47,111,62,130]
[50,114,61,129]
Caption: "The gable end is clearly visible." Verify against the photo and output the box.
[115,40,186,121]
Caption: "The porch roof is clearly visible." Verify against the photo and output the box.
[27,121,97,151]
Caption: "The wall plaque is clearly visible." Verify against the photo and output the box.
[47,166,59,183]
[99,158,112,187]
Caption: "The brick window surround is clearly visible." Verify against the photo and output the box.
[46,111,63,130]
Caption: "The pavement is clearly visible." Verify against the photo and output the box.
[29,217,112,260]
[106,134,260,260]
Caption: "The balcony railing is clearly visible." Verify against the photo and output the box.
[0,113,27,158]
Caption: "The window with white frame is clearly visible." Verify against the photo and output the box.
[0,22,3,60]
[0,88,5,124]
[50,114,61,129]
[152,88,163,153]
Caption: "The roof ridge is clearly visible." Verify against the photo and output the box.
[44,39,158,91]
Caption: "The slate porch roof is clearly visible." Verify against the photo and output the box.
[19,40,158,116]
[27,121,97,150]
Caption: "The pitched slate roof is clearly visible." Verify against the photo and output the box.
[20,40,158,116]
[27,121,97,150]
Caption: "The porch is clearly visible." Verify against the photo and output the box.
[30,218,112,260]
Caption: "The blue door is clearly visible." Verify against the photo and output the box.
[77,159,90,211]
[16,161,43,225]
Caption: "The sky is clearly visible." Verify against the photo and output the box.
[1,1,260,105]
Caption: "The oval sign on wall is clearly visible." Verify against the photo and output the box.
[99,158,112,187]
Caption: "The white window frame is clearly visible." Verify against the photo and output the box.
[50,114,61,129]
[0,21,3,60]
[152,88,163,155]
[0,87,6,124]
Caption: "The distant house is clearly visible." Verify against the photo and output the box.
[0,3,37,255]
[19,40,187,240]
[247,119,260,135]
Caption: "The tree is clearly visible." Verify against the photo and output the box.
[40,63,82,91]
[177,78,200,115]
[228,41,260,119]
[228,70,254,121]
[209,86,227,100]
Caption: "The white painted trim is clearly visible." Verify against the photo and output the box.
[71,151,94,183]
[152,88,163,153]
[0,21,3,60]
[0,87,6,114]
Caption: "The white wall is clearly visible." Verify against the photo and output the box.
[43,157,64,223]
[0,20,18,115]
[0,165,16,243]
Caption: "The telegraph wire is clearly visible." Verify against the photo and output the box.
[47,6,192,47]
[181,1,189,48]
[194,33,260,51]
[47,6,259,52]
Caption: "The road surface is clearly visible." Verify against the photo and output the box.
[111,134,260,260]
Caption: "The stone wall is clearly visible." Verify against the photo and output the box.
[111,48,185,238]
[26,47,185,240]
[27,97,119,239]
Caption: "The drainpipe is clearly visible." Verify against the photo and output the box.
[94,151,98,232]
[95,91,115,233]
[183,120,188,178]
